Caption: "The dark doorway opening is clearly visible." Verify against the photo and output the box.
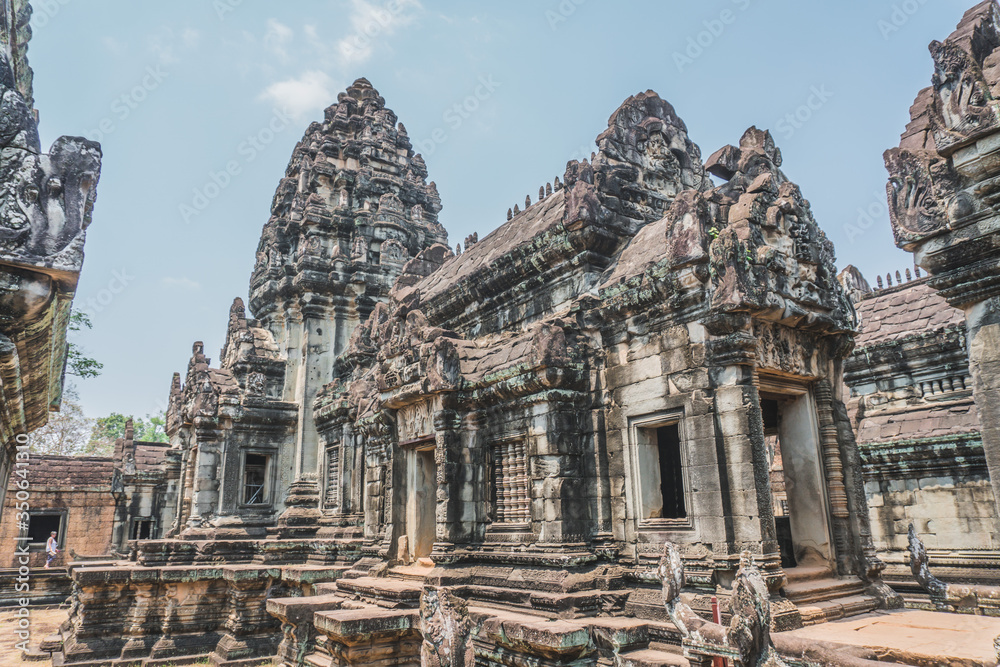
[131,520,153,540]
[761,397,796,568]
[27,514,61,545]
[656,424,686,519]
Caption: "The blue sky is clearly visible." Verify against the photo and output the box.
[27,0,971,419]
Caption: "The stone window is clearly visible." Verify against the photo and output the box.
[23,511,66,552]
[131,519,154,540]
[629,414,689,527]
[325,446,340,509]
[489,441,529,524]
[243,453,270,505]
[369,241,382,265]
[639,424,686,519]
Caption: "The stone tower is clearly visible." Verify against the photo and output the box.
[160,78,447,539]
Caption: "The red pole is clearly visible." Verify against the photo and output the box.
[711,596,727,667]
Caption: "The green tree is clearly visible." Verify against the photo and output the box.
[89,411,169,452]
[67,310,103,379]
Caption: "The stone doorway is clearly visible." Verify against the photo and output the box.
[403,442,437,563]
[759,382,835,571]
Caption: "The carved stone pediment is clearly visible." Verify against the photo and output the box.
[930,39,1000,153]
[883,147,970,247]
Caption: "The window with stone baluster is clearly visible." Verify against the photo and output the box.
[324,446,340,510]
[489,440,530,524]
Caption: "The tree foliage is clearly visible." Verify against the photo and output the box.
[89,411,169,448]
[66,311,103,379]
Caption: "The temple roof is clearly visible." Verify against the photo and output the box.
[7,455,114,489]
[854,281,965,348]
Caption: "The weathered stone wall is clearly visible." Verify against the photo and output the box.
[843,272,1000,584]
[0,456,116,567]
[867,474,995,552]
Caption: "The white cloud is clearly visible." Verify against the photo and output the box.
[336,0,422,66]
[161,277,201,291]
[146,26,201,65]
[181,28,201,49]
[102,36,128,57]
[263,19,294,63]
[259,70,337,121]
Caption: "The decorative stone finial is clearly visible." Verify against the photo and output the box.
[507,208,512,220]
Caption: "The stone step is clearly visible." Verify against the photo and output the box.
[617,647,689,667]
[386,563,434,582]
[305,608,421,667]
[332,576,423,608]
[783,565,836,585]
[266,593,345,624]
[783,576,867,605]
[796,594,879,627]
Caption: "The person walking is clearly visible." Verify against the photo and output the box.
[44,531,58,568]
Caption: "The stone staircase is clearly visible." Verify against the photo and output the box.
[267,572,692,667]
[782,565,878,626]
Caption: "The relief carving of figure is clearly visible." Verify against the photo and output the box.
[420,587,471,667]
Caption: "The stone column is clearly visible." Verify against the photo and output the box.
[276,298,339,537]
[186,428,222,530]
[965,297,1000,517]
[431,407,481,554]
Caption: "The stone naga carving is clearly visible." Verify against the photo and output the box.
[419,586,471,667]
[908,524,1000,612]
[0,53,101,274]
[658,543,788,667]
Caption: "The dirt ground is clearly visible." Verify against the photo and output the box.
[0,606,67,666]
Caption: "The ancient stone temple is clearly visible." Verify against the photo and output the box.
[50,3,1000,665]
[0,0,101,506]
[58,79,912,667]
[156,77,448,543]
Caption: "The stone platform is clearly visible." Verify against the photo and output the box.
[781,609,1000,667]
